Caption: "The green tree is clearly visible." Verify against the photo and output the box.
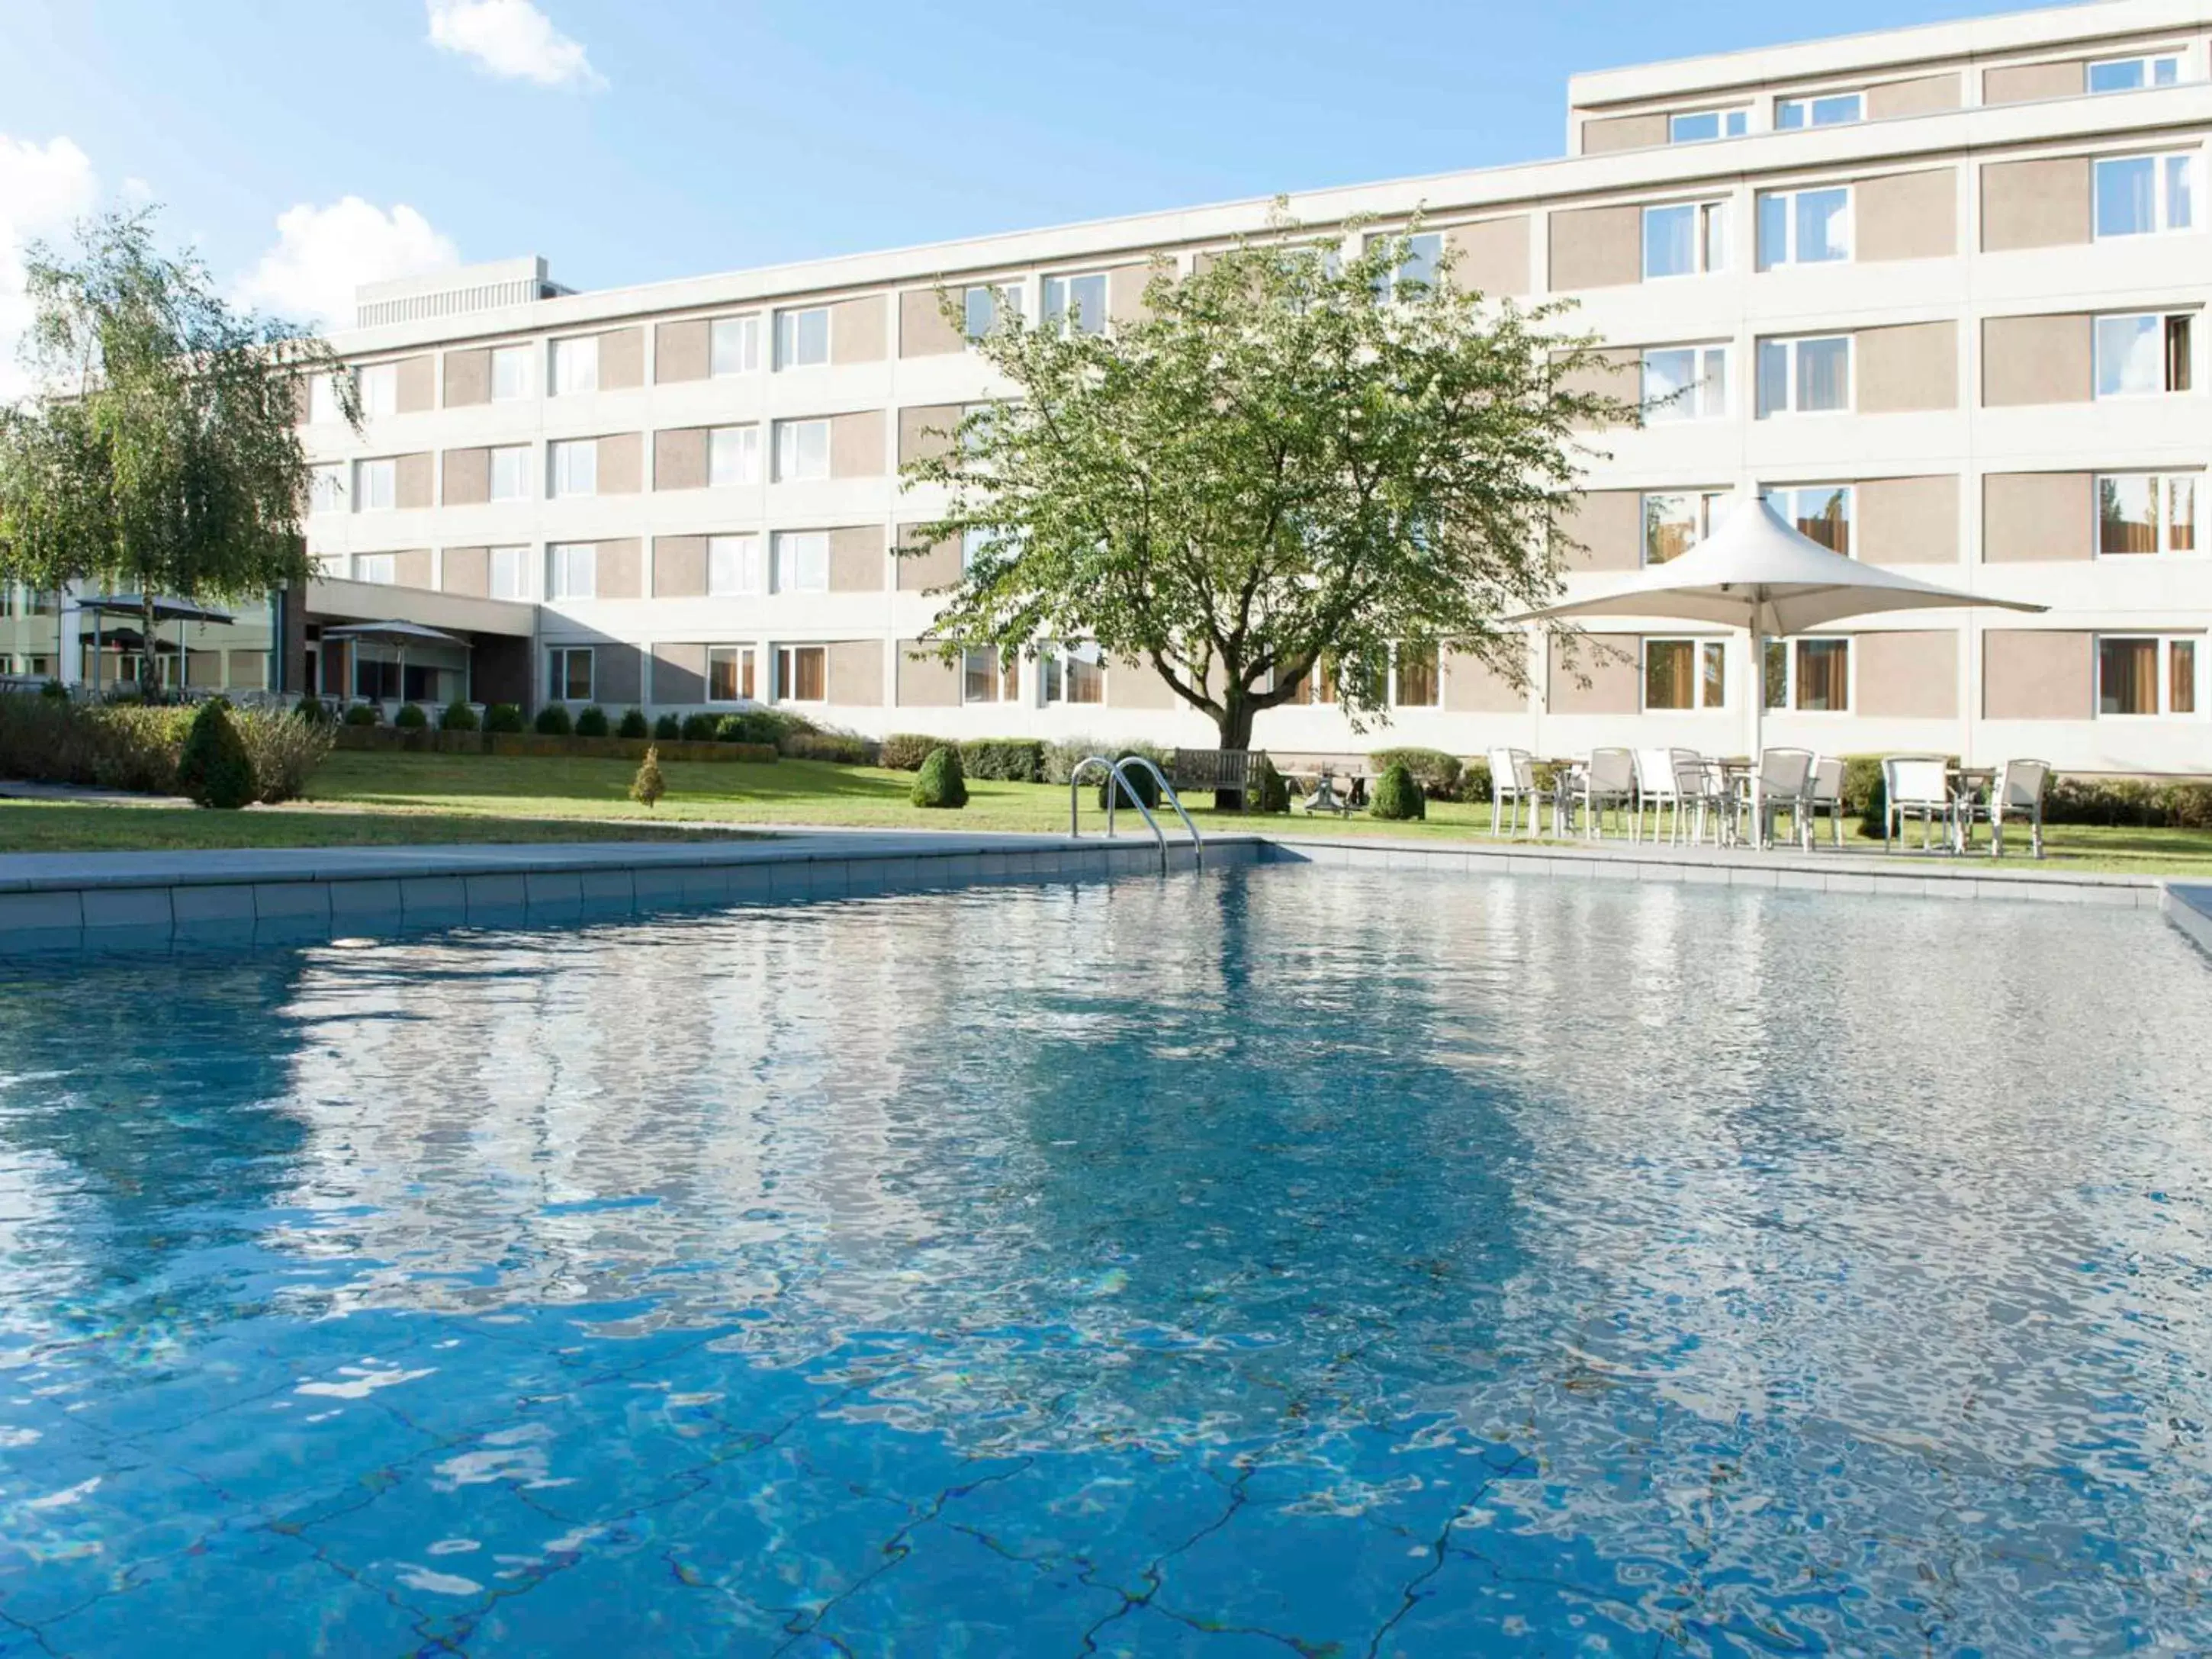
[0,210,358,696]
[899,213,1628,798]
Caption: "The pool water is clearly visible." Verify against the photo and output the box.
[2,866,2209,1656]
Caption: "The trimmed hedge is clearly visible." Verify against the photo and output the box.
[392,702,428,730]
[534,704,574,736]
[879,732,939,771]
[1455,759,1496,805]
[911,746,967,808]
[342,703,378,727]
[572,705,610,738]
[959,738,1047,783]
[653,713,681,740]
[617,707,651,739]
[784,731,873,764]
[680,712,719,741]
[1371,746,1461,799]
[1098,754,1162,811]
[333,727,775,762]
[440,699,478,732]
[484,703,526,734]
[1371,762,1426,821]
[0,695,331,803]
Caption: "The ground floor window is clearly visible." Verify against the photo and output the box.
[1644,638,1728,710]
[1763,637,1850,712]
[547,646,594,703]
[963,647,1018,703]
[709,645,756,703]
[1041,645,1105,705]
[1392,643,1441,708]
[776,645,826,703]
[1282,657,1337,704]
[2098,635,2198,715]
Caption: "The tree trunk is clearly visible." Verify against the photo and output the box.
[1214,696,1257,812]
[140,596,159,702]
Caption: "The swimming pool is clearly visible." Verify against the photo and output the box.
[1,866,2207,1655]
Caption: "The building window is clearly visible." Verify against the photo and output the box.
[961,527,1014,571]
[1642,344,1728,421]
[310,463,345,513]
[551,335,599,396]
[772,531,828,593]
[355,458,397,511]
[488,445,531,502]
[1755,335,1852,417]
[1642,201,1728,278]
[707,533,764,596]
[309,373,342,424]
[709,425,761,487]
[2089,53,2185,93]
[548,542,596,600]
[708,645,757,702]
[1041,644,1106,705]
[490,344,532,401]
[2094,312,2194,397]
[711,314,762,376]
[1776,92,1863,128]
[1367,231,1444,295]
[774,307,830,369]
[2097,472,2198,555]
[353,553,397,585]
[1641,491,1726,564]
[1043,272,1110,336]
[962,285,1021,339]
[963,647,1018,703]
[2099,635,2198,715]
[776,645,826,703]
[1645,638,1728,710]
[549,439,598,497]
[1668,108,1747,143]
[548,646,594,703]
[773,418,830,482]
[357,362,399,418]
[1761,484,1854,555]
[2094,153,2196,238]
[488,545,529,600]
[1392,643,1441,707]
[1756,185,1852,269]
[1763,638,1851,712]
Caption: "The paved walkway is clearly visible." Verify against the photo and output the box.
[0,779,194,808]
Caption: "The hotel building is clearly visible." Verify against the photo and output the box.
[10,0,2212,774]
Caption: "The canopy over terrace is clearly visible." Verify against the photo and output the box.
[72,595,238,693]
[320,620,473,706]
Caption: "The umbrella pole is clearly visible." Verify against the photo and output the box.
[1748,626,1765,847]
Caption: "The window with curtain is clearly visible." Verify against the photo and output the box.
[550,336,599,396]
[773,420,830,482]
[709,425,761,487]
[1756,335,1851,416]
[1043,272,1110,336]
[1393,644,1441,707]
[1764,638,1850,709]
[776,646,826,702]
[490,345,532,400]
[2094,153,2195,238]
[773,308,830,369]
[771,532,828,593]
[1756,187,1851,268]
[2100,637,2162,713]
[1642,201,1727,278]
[708,646,755,702]
[962,648,1018,703]
[707,535,763,596]
[1641,345,1730,420]
[710,315,761,375]
[1776,92,1863,127]
[2095,312,2194,396]
[489,445,530,501]
[2089,53,2184,92]
[1645,640,1696,709]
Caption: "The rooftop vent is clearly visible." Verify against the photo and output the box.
[353,256,572,330]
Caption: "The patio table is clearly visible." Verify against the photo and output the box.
[1947,766,1997,854]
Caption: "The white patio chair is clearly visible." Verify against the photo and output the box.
[1982,758,2050,859]
[1882,754,1955,851]
[1576,748,1638,840]
[1744,748,1815,850]
[1806,756,1847,848]
[1667,750,1722,844]
[1489,748,1554,838]
[1632,748,1680,843]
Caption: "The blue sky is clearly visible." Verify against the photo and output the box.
[2,0,2064,339]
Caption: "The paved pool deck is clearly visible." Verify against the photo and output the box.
[2,821,2205,956]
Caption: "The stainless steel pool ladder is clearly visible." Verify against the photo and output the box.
[1068,756,1202,872]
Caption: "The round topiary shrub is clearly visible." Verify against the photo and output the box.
[1371,761,1425,821]
[1252,754,1291,814]
[342,702,379,726]
[654,713,682,740]
[440,699,479,732]
[535,704,574,737]
[572,705,610,738]
[911,745,968,809]
[176,698,256,810]
[483,703,525,734]
[681,712,718,741]
[393,702,428,730]
[293,696,332,726]
[1097,755,1161,811]
[617,707,650,739]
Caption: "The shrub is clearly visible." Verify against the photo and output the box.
[175,699,256,810]
[1371,761,1426,821]
[484,703,526,734]
[1371,746,1461,799]
[393,702,428,730]
[2162,782,2212,830]
[534,704,574,737]
[681,712,719,741]
[293,695,332,725]
[617,707,651,739]
[654,713,682,740]
[1098,754,1162,811]
[0,696,182,793]
[911,745,967,808]
[879,732,940,771]
[440,699,479,732]
[784,731,873,764]
[341,702,379,727]
[1251,754,1291,814]
[714,713,750,742]
[630,745,666,809]
[1455,759,1495,806]
[572,705,609,738]
[39,678,68,701]
[234,706,336,804]
[959,738,1047,783]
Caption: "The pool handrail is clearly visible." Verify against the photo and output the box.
[1068,755,1203,871]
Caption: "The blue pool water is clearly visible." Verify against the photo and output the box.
[2,866,2210,1656]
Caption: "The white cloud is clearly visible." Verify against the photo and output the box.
[0,133,100,403]
[426,0,604,91]
[235,198,460,331]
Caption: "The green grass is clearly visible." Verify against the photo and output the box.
[3,750,2210,876]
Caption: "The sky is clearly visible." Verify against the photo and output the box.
[2,0,2072,386]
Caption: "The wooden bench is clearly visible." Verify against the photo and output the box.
[1169,748,1270,811]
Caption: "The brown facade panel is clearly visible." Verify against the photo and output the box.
[1984,472,2094,561]
[1548,205,1643,291]
[654,318,709,384]
[1443,645,1529,713]
[898,403,963,466]
[1984,58,2085,104]
[652,535,708,598]
[652,642,706,704]
[1580,113,1668,154]
[596,539,644,600]
[187,649,222,687]
[597,326,645,391]
[829,295,888,364]
[1866,72,1962,119]
[1983,629,2092,719]
[597,432,644,494]
[829,410,886,478]
[395,354,436,414]
[899,289,964,358]
[654,427,709,491]
[1447,216,1531,297]
[391,548,433,590]
[1854,629,1959,719]
[1107,262,1154,323]
[1856,169,1956,263]
[828,526,884,592]
[896,640,960,706]
[595,641,643,706]
[1982,314,2092,407]
[395,452,435,510]
[442,447,490,506]
[1859,474,1960,564]
[1561,489,1644,572]
[897,526,961,592]
[442,348,490,407]
[1857,320,1958,413]
[1980,156,2091,251]
[442,545,489,596]
[224,649,267,690]
[1108,656,1179,709]
[1548,633,1641,715]
[827,640,885,706]
[1554,346,1639,429]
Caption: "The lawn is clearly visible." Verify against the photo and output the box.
[3,750,2210,876]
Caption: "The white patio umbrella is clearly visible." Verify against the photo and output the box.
[1509,495,2047,763]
